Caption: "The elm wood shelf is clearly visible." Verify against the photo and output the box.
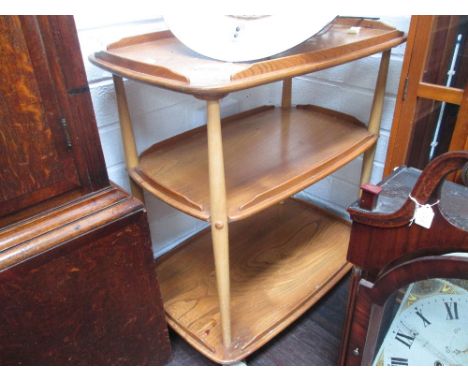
[156,198,352,364]
[130,105,376,221]
[89,16,405,364]
[90,17,405,97]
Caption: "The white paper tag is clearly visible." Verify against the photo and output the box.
[413,204,435,229]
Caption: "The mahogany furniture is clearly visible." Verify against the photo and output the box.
[385,16,468,175]
[0,16,171,365]
[90,17,406,364]
[339,151,468,365]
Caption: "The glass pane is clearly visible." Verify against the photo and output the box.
[407,98,460,169]
[423,16,468,90]
[372,262,468,366]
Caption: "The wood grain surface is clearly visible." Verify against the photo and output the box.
[339,151,468,365]
[0,187,171,365]
[90,18,405,97]
[0,16,81,215]
[0,16,108,219]
[131,105,376,221]
[167,274,351,366]
[156,199,351,364]
[347,162,468,274]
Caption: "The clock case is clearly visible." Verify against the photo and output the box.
[339,151,468,365]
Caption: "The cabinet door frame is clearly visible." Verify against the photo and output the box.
[33,16,109,193]
[384,16,468,176]
[0,16,109,219]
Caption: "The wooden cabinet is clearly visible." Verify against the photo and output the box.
[0,16,109,219]
[385,16,468,175]
[339,151,468,365]
[0,16,170,365]
[90,17,405,364]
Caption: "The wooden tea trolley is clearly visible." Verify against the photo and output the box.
[90,17,405,364]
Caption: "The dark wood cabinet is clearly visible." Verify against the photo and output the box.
[0,16,171,365]
[339,151,468,366]
[0,16,108,219]
[385,16,468,175]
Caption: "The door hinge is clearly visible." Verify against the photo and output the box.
[59,117,73,150]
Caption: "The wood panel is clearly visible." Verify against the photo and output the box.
[90,18,405,97]
[168,274,351,366]
[0,187,127,260]
[156,199,351,364]
[340,151,468,365]
[0,16,109,220]
[0,16,81,216]
[384,16,424,176]
[35,16,109,193]
[417,82,464,105]
[131,105,376,221]
[0,188,171,365]
[0,16,169,366]
[347,153,468,275]
[384,16,468,174]
[448,83,468,152]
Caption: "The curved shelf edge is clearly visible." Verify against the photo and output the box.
[235,134,376,220]
[129,167,206,219]
[133,105,376,222]
[88,18,406,98]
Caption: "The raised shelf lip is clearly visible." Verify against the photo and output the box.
[129,105,377,222]
[89,17,406,98]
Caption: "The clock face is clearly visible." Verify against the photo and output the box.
[373,279,468,366]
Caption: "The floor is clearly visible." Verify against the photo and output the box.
[165,274,351,366]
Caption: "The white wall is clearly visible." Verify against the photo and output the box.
[76,16,411,257]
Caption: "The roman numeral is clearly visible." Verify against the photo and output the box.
[444,301,459,320]
[395,330,416,349]
[390,357,408,366]
[415,309,431,327]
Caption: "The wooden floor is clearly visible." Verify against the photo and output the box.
[165,273,350,366]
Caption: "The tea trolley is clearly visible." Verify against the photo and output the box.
[90,17,405,364]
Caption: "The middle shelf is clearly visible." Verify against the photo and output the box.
[130,104,376,221]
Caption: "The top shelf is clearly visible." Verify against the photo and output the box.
[90,17,405,97]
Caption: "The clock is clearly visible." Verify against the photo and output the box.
[162,14,335,62]
[372,277,468,366]
[338,151,468,366]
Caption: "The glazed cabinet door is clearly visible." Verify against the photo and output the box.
[385,16,468,175]
[0,16,82,216]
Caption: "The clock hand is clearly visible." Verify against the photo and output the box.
[451,348,468,355]
[401,323,459,366]
[417,338,457,365]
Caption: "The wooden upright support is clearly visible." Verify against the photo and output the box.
[361,49,391,185]
[113,75,145,202]
[281,78,293,109]
[206,99,232,347]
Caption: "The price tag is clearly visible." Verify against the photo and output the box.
[413,203,435,229]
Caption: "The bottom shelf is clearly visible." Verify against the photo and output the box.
[156,199,351,364]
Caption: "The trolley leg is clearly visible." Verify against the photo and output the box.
[113,75,145,202]
[361,49,391,185]
[206,99,232,348]
[281,78,293,109]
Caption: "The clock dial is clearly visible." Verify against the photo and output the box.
[373,279,468,366]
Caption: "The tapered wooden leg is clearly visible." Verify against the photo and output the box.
[281,78,293,109]
[361,49,391,185]
[113,75,145,202]
[206,99,231,347]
